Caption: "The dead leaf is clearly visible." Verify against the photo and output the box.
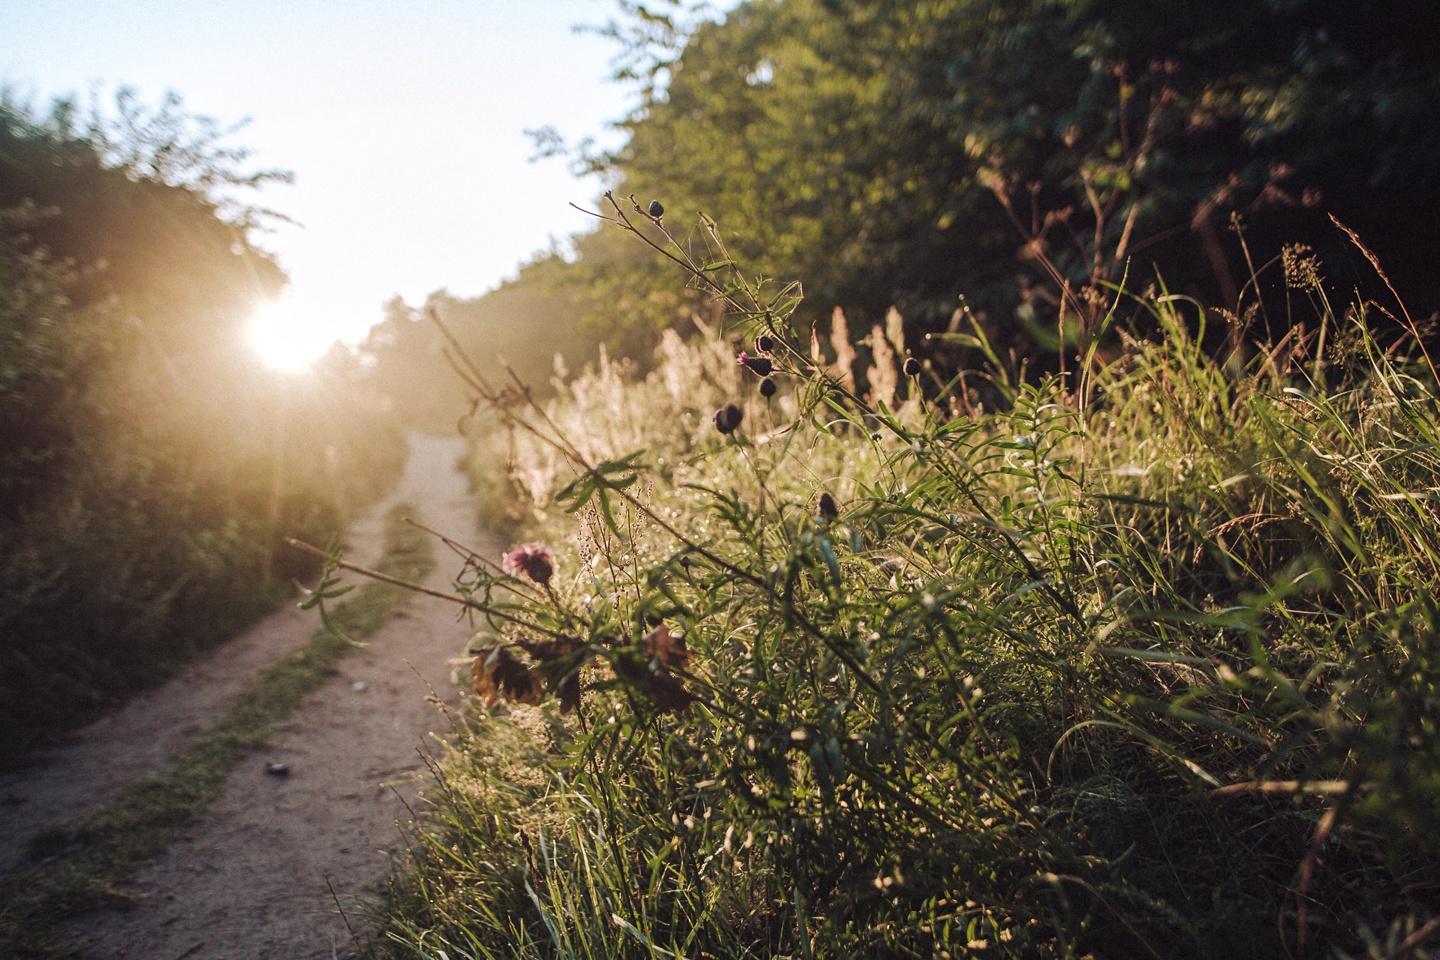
[644,624,690,672]
[557,672,582,715]
[611,626,695,714]
[643,670,695,713]
[525,636,588,715]
[471,645,542,706]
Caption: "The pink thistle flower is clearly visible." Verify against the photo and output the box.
[737,351,773,376]
[501,542,554,585]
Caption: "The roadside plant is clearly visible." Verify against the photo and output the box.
[500,542,555,585]
[361,196,1440,959]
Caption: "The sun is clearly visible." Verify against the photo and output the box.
[247,296,329,373]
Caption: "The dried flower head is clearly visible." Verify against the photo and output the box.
[759,377,777,398]
[501,542,554,585]
[818,491,839,520]
[904,356,922,377]
[714,404,744,434]
[648,199,664,219]
[755,335,775,353]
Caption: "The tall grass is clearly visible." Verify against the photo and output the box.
[366,205,1440,959]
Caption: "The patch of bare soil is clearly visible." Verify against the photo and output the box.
[0,433,495,960]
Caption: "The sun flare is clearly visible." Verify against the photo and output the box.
[248,297,328,373]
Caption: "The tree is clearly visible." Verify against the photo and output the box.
[0,90,401,755]
[360,258,583,432]
[547,0,1440,353]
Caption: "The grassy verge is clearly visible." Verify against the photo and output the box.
[0,503,433,960]
[370,236,1440,958]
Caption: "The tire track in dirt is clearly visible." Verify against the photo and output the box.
[1,433,494,960]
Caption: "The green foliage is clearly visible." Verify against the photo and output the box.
[0,202,100,511]
[368,224,1439,958]
[0,91,406,759]
[521,0,1440,351]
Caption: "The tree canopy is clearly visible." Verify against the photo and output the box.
[495,0,1440,364]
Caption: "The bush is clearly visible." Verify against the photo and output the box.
[0,92,407,760]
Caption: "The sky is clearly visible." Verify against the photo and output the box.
[0,1,658,368]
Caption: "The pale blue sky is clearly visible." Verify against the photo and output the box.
[1,1,664,362]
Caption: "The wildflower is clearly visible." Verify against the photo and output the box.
[737,351,773,376]
[754,335,775,353]
[714,404,744,434]
[904,356,921,377]
[759,377,777,398]
[818,491,839,520]
[501,542,554,585]
[648,199,664,219]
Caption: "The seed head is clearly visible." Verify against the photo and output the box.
[714,404,744,434]
[904,357,922,377]
[755,335,775,353]
[818,491,839,520]
[648,199,664,219]
[759,377,777,398]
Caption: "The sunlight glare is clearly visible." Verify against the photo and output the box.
[248,295,330,372]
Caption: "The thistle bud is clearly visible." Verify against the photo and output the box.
[759,377,777,398]
[904,357,922,377]
[755,335,775,353]
[714,404,743,434]
[648,199,664,219]
[737,351,773,376]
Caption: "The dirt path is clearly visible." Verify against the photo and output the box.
[0,433,496,960]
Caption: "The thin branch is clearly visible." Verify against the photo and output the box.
[285,538,570,640]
